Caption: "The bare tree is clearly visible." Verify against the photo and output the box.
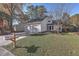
[3,3,17,32]
[49,3,74,32]
[2,3,27,48]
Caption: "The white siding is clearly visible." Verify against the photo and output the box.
[27,24,41,33]
[41,17,53,32]
[25,17,53,33]
[35,24,41,32]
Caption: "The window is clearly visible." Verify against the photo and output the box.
[48,21,50,22]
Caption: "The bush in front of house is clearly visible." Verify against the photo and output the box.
[68,25,78,32]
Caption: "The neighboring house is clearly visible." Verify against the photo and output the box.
[25,16,63,33]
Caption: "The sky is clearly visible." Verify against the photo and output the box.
[14,3,79,25]
[24,3,79,16]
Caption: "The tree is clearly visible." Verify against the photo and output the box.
[3,4,17,32]
[37,5,47,19]
[14,4,28,22]
[0,4,11,34]
[70,14,79,31]
[62,13,70,32]
[50,3,73,32]
[2,3,27,32]
[27,4,36,20]
[26,4,47,21]
[2,3,26,48]
[70,14,79,26]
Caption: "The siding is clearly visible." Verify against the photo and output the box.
[27,24,41,33]
[41,17,53,32]
[13,23,25,32]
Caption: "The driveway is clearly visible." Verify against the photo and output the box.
[0,32,26,46]
[0,32,27,56]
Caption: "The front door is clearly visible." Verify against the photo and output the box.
[47,24,53,31]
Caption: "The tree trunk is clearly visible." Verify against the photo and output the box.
[0,28,5,34]
[10,19,13,32]
[12,31,16,48]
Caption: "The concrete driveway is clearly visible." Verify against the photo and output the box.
[0,32,26,46]
[0,32,27,56]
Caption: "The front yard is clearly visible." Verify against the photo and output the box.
[4,32,79,56]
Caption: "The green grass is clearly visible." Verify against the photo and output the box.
[4,33,79,56]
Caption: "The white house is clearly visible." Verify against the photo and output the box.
[13,13,69,33]
[25,16,63,33]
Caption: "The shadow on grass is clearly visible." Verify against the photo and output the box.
[60,32,70,35]
[30,33,47,36]
[12,45,40,53]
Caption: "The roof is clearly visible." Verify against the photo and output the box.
[26,21,41,25]
[27,16,48,23]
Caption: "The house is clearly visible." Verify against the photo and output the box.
[25,16,63,33]
[13,23,25,32]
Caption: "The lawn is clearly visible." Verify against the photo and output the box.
[4,32,79,56]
